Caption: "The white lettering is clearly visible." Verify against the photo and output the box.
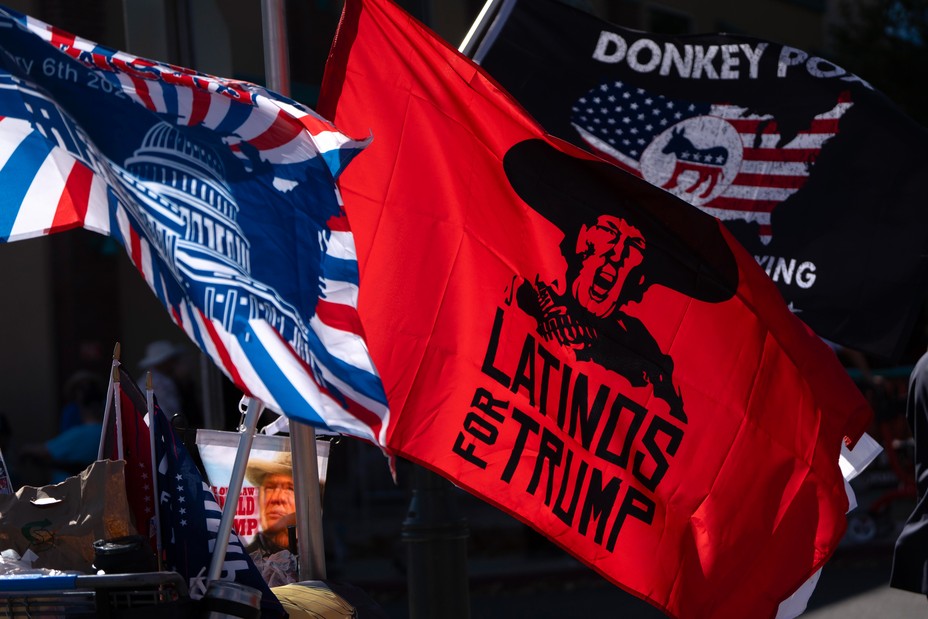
[692,45,719,79]
[755,255,772,274]
[755,255,817,288]
[593,31,627,63]
[772,258,796,284]
[627,38,662,73]
[660,43,693,77]
[9,55,34,75]
[796,261,816,288]
[740,43,767,79]
[720,44,740,79]
[777,46,807,77]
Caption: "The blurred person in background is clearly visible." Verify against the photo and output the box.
[892,348,928,598]
[58,370,106,433]
[20,377,106,484]
[137,339,201,427]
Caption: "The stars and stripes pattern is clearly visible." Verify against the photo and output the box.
[571,80,849,244]
[151,399,285,616]
[0,7,390,446]
[107,366,283,615]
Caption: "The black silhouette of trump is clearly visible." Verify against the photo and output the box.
[504,139,739,423]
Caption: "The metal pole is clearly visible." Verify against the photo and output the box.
[459,0,517,64]
[459,0,503,55]
[260,0,327,580]
[207,397,264,582]
[199,352,225,430]
[145,372,164,571]
[97,345,120,460]
[402,465,471,619]
[113,366,125,460]
[290,423,326,580]
[261,0,291,97]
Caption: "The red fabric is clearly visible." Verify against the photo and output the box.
[106,367,156,550]
[318,1,873,617]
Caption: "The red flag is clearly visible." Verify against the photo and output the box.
[106,367,156,546]
[319,1,872,617]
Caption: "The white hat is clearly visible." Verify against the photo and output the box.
[245,452,293,487]
[138,340,187,368]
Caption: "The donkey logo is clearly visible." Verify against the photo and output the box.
[661,127,729,199]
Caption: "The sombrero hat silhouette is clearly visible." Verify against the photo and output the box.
[503,139,738,303]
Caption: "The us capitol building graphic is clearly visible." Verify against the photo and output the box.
[6,75,312,360]
[113,121,313,361]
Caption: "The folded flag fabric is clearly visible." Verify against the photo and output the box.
[318,0,872,617]
[0,5,388,444]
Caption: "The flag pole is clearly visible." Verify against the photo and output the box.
[290,422,326,580]
[207,396,265,582]
[146,371,164,572]
[97,343,120,460]
[261,0,290,97]
[458,0,503,55]
[113,365,125,461]
[260,0,327,581]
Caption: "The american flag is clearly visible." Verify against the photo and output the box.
[571,80,850,244]
[0,8,389,446]
[105,365,283,614]
[151,402,285,616]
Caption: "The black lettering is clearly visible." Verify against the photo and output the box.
[481,307,511,388]
[553,451,588,526]
[463,411,499,444]
[556,363,573,429]
[595,392,647,468]
[471,387,507,422]
[452,432,487,468]
[510,335,536,406]
[633,416,684,491]
[568,374,610,449]
[527,428,563,506]
[502,407,540,483]
[606,486,655,551]
[537,345,560,417]
[578,468,621,546]
[452,387,509,470]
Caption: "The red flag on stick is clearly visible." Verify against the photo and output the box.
[319,1,872,617]
[105,366,156,545]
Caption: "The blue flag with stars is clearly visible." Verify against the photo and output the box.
[153,405,285,617]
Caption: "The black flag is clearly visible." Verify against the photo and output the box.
[476,0,928,360]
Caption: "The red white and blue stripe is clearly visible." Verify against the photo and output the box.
[0,7,389,446]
